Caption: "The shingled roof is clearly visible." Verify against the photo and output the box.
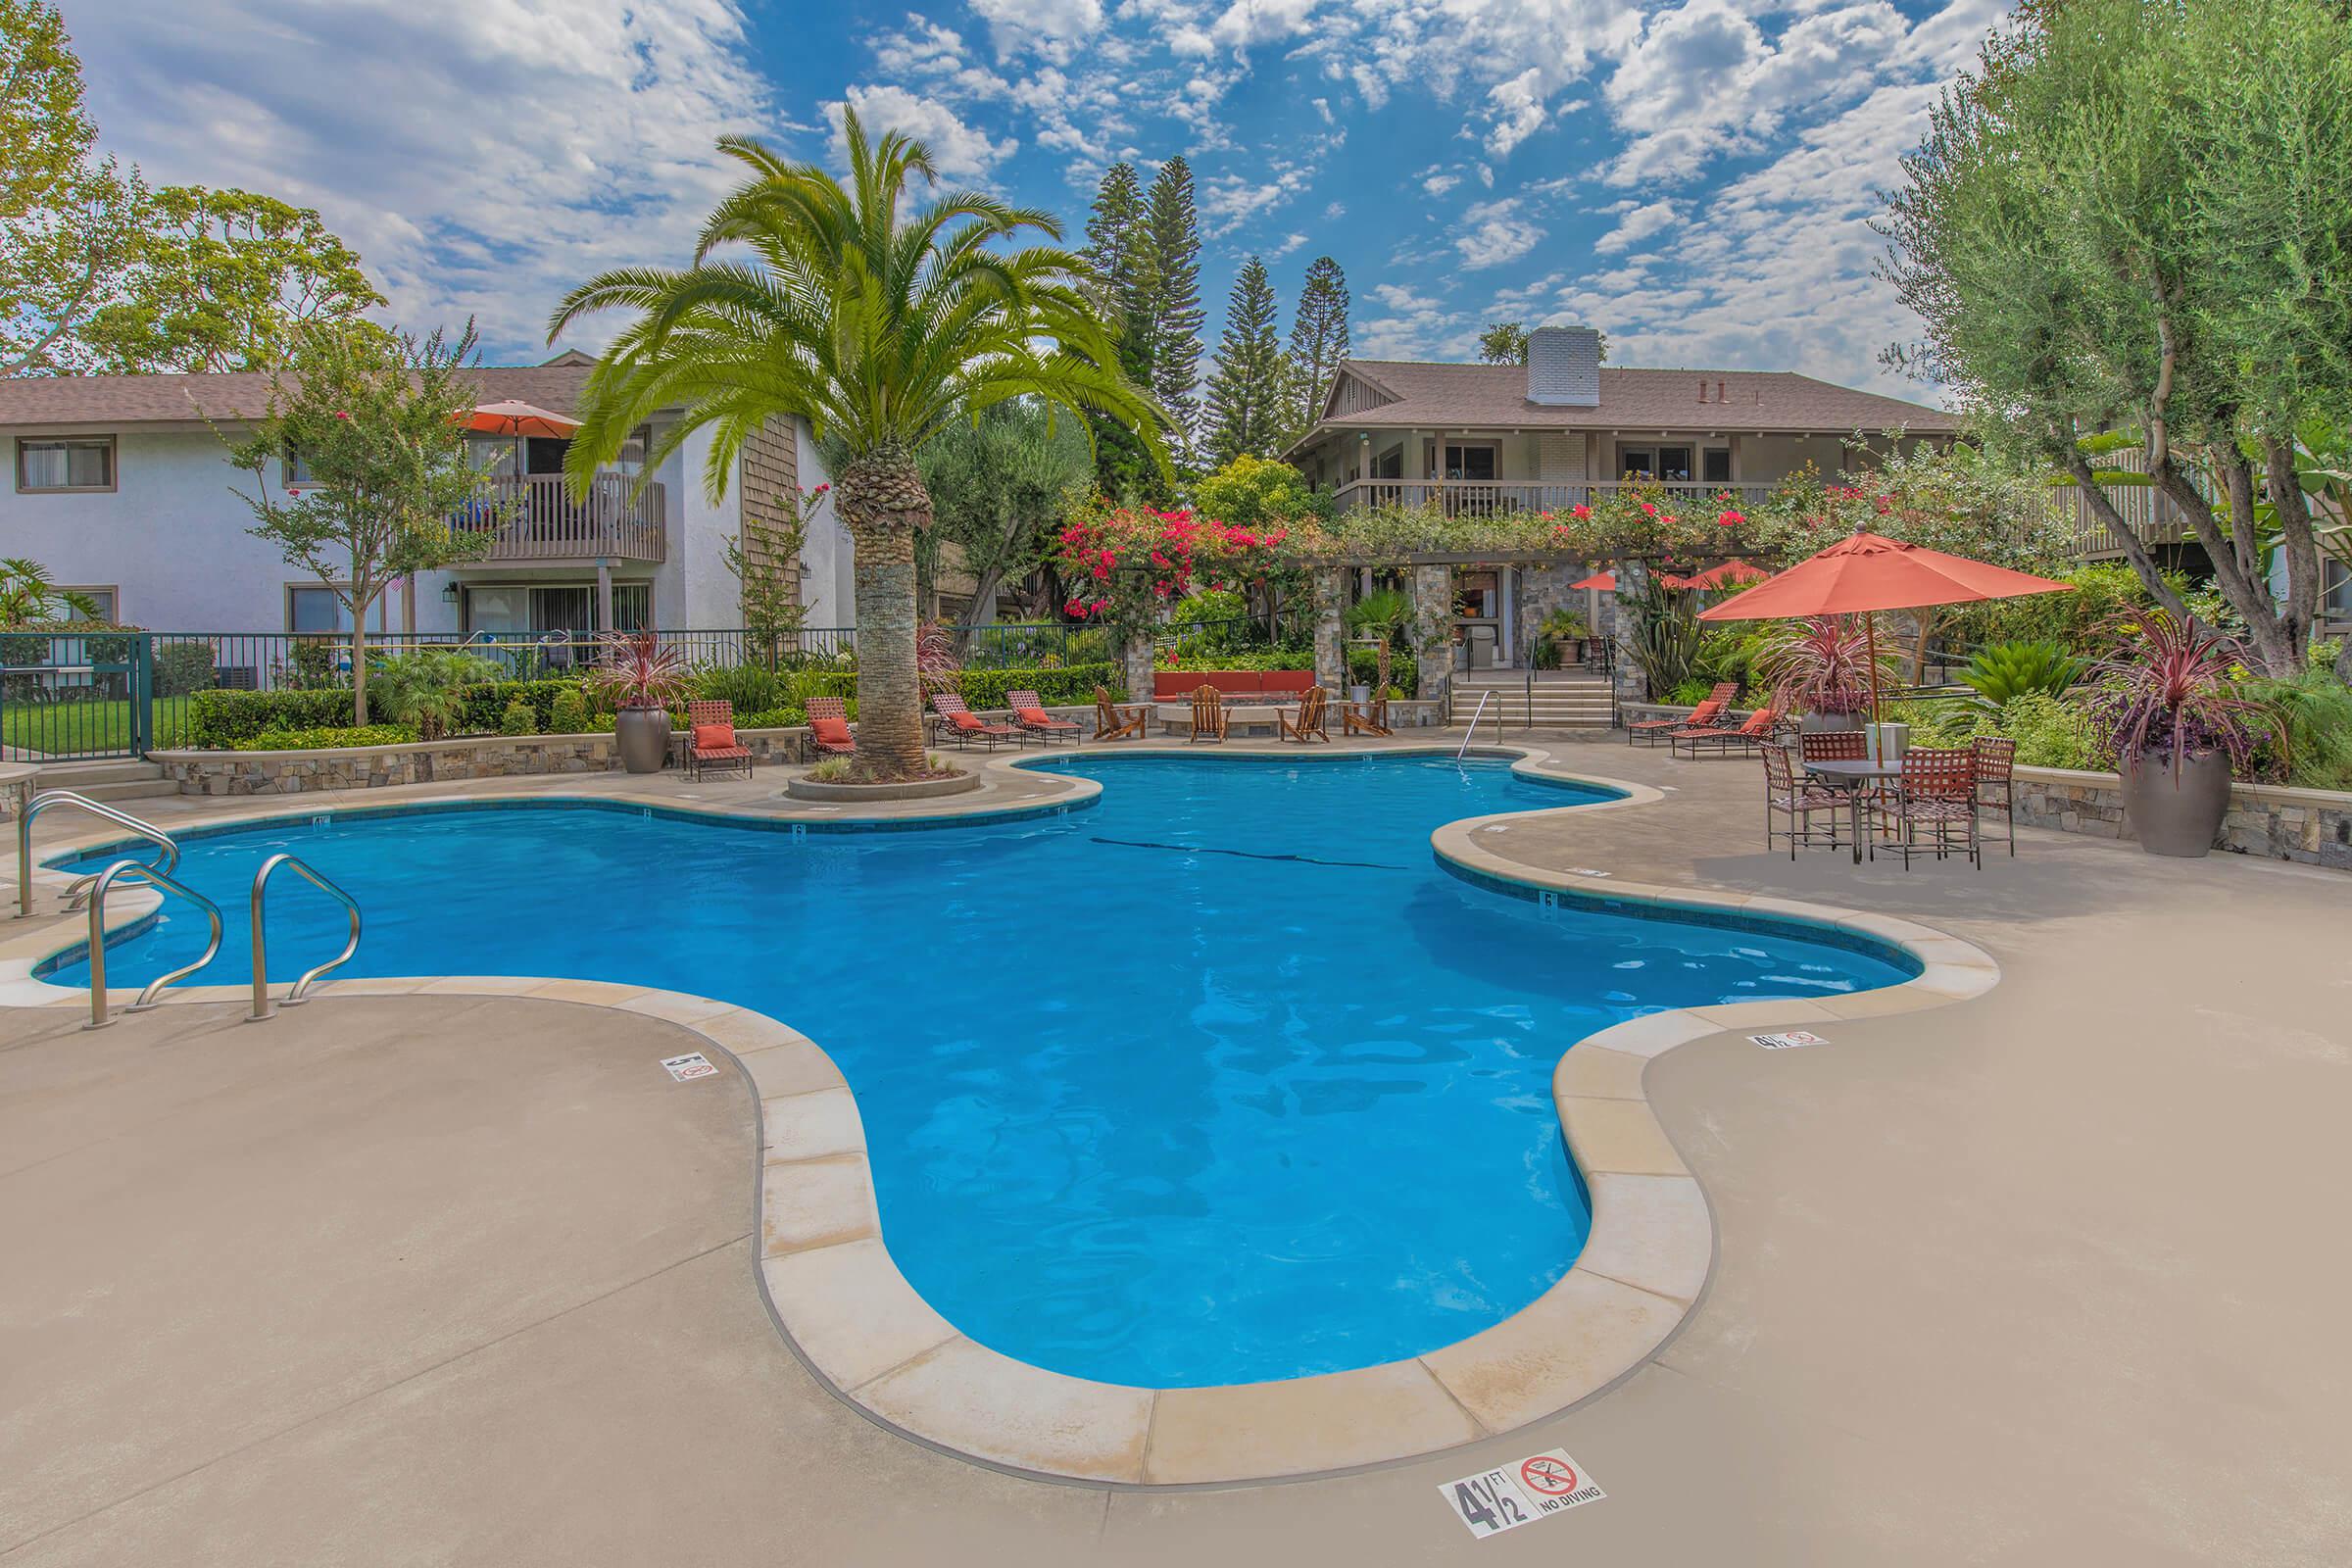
[1309,360,1957,437]
[0,358,601,429]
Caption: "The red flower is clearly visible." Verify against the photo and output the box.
[1640,501,1658,516]
[1064,599,1085,616]
[333,411,351,420]
[1717,509,1744,528]
[811,482,830,496]
[1571,504,1592,519]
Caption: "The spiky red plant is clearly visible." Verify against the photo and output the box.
[2086,612,2269,777]
[1757,615,1893,716]
[590,630,688,710]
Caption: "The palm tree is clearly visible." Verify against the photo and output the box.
[0,559,101,625]
[1344,587,1416,701]
[549,112,1168,779]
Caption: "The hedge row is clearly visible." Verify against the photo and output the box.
[181,664,1120,749]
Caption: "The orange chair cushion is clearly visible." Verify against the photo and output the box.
[1017,707,1054,725]
[809,716,853,744]
[1689,699,1725,724]
[949,710,987,730]
[1738,709,1776,736]
[692,721,735,750]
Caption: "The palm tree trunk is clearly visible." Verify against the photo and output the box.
[837,446,933,780]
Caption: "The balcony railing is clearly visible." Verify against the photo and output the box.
[1332,478,1780,516]
[452,473,667,564]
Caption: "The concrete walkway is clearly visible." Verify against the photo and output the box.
[3,739,2348,1564]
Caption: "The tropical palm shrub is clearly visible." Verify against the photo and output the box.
[1958,640,2086,710]
[554,109,1166,779]
[2242,664,2352,791]
[1344,587,1416,698]
[1756,615,1891,716]
[0,558,101,623]
[368,648,500,741]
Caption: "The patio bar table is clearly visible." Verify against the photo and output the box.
[1802,756,1901,864]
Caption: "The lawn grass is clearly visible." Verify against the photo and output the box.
[0,698,189,758]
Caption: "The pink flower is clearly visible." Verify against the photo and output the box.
[285,487,299,498]
[1717,509,1743,527]
[1570,504,1591,520]
[1640,501,1657,516]
[333,411,351,420]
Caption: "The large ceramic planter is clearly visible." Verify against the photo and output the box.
[1799,710,1866,734]
[614,706,671,774]
[2121,751,2231,858]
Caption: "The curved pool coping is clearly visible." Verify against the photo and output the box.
[0,740,1996,1488]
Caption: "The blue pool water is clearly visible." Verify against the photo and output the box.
[54,755,1915,1387]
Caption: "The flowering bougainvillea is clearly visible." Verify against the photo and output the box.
[1054,504,1304,636]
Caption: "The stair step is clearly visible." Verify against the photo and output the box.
[40,776,180,804]
[31,759,166,787]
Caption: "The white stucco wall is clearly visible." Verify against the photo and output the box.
[794,424,851,631]
[2,426,465,632]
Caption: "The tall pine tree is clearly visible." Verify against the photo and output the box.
[1202,256,1288,467]
[1140,157,1203,465]
[1082,162,1160,501]
[1285,256,1349,437]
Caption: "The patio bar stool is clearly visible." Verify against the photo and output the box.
[1972,735,2019,856]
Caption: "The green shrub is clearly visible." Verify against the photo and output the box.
[956,662,1119,708]
[151,641,219,698]
[548,688,590,734]
[1157,649,1312,671]
[1996,692,2097,769]
[690,663,786,712]
[498,695,539,736]
[450,679,593,734]
[1958,641,2086,710]
[1665,677,1716,706]
[234,723,416,751]
[2243,666,2352,791]
[188,687,363,747]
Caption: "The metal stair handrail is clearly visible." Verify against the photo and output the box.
[248,853,363,1020]
[82,859,222,1029]
[16,790,179,918]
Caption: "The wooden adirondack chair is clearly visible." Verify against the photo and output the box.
[1094,685,1150,741]
[1343,696,1392,737]
[1188,684,1227,742]
[1278,686,1330,742]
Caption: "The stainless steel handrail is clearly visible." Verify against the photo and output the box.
[83,859,223,1028]
[249,853,362,1020]
[1457,689,1494,759]
[17,790,179,917]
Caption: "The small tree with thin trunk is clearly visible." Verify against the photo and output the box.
[227,321,499,723]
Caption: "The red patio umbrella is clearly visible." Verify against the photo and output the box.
[1568,570,1616,591]
[1675,559,1770,591]
[1698,530,2074,720]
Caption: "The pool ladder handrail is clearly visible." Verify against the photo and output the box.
[16,790,181,918]
[249,853,362,1020]
[1456,689,1494,760]
[82,859,223,1029]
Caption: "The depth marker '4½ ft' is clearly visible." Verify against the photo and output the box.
[1440,1448,1606,1539]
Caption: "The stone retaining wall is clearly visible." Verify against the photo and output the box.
[153,728,812,797]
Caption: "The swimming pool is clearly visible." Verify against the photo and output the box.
[52,755,1916,1388]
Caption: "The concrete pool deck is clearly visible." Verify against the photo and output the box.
[4,737,2350,1562]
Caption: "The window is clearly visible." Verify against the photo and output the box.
[62,587,118,623]
[1453,569,1498,620]
[1618,446,1691,482]
[1442,443,1496,481]
[287,585,388,634]
[284,449,319,486]
[16,436,115,493]
[1702,449,1733,484]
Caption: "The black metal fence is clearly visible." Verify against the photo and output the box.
[0,621,1141,761]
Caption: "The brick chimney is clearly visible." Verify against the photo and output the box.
[1526,325,1600,408]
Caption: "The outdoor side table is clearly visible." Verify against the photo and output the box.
[1801,757,1901,864]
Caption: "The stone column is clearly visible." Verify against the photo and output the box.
[1410,563,1453,701]
[1311,567,1347,696]
[1120,629,1155,707]
[1610,560,1648,704]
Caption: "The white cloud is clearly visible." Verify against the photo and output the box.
[1482,68,1548,157]
[1454,199,1540,270]
[1592,199,1680,254]
[1209,0,1324,50]
[65,0,779,360]
[970,0,1107,62]
[833,84,1020,178]
[1268,231,1308,259]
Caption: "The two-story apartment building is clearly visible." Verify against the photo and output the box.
[1285,324,1960,668]
[0,352,851,642]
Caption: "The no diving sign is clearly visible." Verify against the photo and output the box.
[661,1052,718,1082]
[1441,1448,1605,1539]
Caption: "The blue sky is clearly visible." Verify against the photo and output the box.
[63,0,2009,402]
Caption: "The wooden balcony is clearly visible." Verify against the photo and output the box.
[452,473,667,564]
[1332,478,1781,516]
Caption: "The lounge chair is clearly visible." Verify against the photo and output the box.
[685,699,752,782]
[1668,704,1786,760]
[931,692,1019,750]
[804,697,855,760]
[1094,684,1150,741]
[1762,743,1846,858]
[1875,745,1981,870]
[1188,684,1227,743]
[1628,682,1735,746]
[1343,696,1392,737]
[1007,689,1082,746]
[1278,686,1330,743]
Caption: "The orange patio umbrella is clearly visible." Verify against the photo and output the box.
[1697,529,2074,720]
[1568,570,1616,591]
[1674,559,1771,591]
[459,400,579,480]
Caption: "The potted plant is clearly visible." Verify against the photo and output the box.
[590,630,688,773]
[2086,612,2268,858]
[1540,606,1590,667]
[1758,615,1886,732]
[1345,588,1416,704]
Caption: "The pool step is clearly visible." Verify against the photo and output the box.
[28,759,179,803]
[1448,677,1615,729]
